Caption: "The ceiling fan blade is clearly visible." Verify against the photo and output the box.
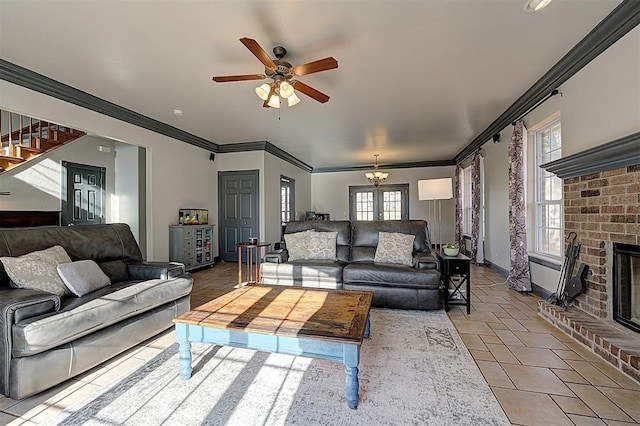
[240,37,276,69]
[293,81,330,103]
[292,57,338,76]
[212,74,265,83]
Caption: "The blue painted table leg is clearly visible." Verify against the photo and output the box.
[175,324,192,380]
[364,314,371,339]
[343,344,360,409]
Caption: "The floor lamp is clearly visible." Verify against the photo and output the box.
[418,178,453,250]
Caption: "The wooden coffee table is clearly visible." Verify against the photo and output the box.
[173,285,373,409]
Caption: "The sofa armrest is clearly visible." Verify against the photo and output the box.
[0,288,61,325]
[414,252,440,271]
[0,287,61,395]
[263,249,288,264]
[128,262,186,280]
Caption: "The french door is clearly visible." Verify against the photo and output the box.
[349,184,409,221]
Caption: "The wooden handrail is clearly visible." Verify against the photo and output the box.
[0,108,86,174]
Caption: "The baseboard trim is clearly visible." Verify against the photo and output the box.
[531,282,554,300]
[484,260,508,277]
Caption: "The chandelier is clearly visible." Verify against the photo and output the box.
[255,78,301,108]
[365,154,389,187]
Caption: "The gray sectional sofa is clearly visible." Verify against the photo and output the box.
[0,223,193,399]
[261,220,442,310]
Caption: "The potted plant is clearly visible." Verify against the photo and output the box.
[442,243,459,257]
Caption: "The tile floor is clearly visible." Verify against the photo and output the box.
[0,262,638,425]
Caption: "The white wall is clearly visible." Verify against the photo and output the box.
[114,142,141,245]
[481,26,640,292]
[311,165,456,244]
[263,152,311,244]
[1,81,218,261]
[0,135,116,219]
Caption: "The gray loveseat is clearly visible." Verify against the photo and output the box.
[0,223,193,399]
[261,220,442,310]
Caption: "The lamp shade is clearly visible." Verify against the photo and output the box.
[267,94,281,108]
[418,178,453,200]
[279,81,294,98]
[255,83,271,101]
[287,92,301,106]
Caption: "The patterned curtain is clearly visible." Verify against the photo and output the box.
[470,151,481,263]
[454,165,464,249]
[508,121,532,291]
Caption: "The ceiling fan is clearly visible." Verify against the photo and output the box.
[212,37,338,108]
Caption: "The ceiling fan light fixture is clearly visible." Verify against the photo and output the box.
[255,83,271,100]
[267,94,281,108]
[287,92,301,107]
[523,0,553,12]
[279,81,294,98]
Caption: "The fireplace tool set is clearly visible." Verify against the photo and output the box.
[549,232,589,310]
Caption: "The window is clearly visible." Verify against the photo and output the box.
[535,120,562,257]
[280,176,295,224]
[349,184,409,221]
[461,166,472,235]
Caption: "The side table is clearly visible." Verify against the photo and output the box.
[439,252,471,314]
[236,242,271,286]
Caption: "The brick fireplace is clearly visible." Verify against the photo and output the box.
[537,133,640,381]
[563,164,639,319]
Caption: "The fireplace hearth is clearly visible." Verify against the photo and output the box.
[614,243,640,334]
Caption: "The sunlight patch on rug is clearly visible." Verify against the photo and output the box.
[49,309,509,425]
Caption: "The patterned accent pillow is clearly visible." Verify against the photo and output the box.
[284,231,311,261]
[374,232,415,266]
[307,231,338,260]
[0,245,73,296]
[57,260,111,297]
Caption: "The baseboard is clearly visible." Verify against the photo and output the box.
[483,259,508,277]
[531,282,554,300]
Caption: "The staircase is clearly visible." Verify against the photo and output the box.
[0,109,86,174]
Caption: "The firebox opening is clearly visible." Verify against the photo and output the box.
[613,243,640,334]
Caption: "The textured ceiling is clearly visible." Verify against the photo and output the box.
[0,0,621,169]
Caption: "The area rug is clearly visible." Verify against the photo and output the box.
[50,309,509,425]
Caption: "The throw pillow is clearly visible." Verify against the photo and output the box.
[284,230,311,261]
[374,232,415,266]
[307,231,338,260]
[57,260,111,297]
[0,245,73,296]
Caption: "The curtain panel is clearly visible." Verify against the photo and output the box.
[508,121,532,291]
[470,151,482,263]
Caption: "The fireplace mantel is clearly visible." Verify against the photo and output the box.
[541,131,640,179]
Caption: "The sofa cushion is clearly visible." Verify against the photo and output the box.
[374,232,415,266]
[343,263,441,289]
[57,260,111,297]
[1,245,72,297]
[284,231,311,261]
[307,231,338,260]
[11,277,193,357]
[261,260,343,289]
[284,221,351,263]
[98,259,130,283]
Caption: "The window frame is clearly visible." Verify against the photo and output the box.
[533,118,563,259]
[280,175,295,225]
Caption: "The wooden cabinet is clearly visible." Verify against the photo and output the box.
[169,225,214,271]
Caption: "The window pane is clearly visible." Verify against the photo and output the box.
[535,119,562,257]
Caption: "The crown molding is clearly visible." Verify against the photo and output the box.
[454,0,640,164]
[0,59,218,152]
[217,141,313,172]
[541,132,640,179]
[313,159,455,174]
